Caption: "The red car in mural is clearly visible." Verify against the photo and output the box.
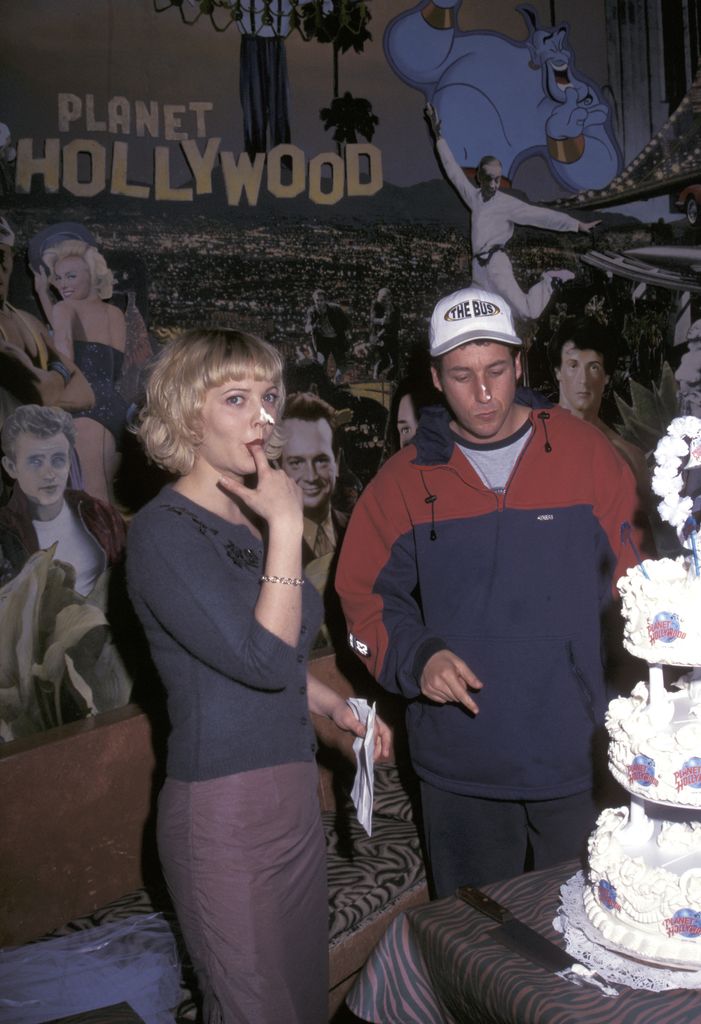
[676,184,701,226]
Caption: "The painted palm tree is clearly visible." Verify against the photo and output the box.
[321,91,378,146]
[300,1,373,152]
[300,0,372,100]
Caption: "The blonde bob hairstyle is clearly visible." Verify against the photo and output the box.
[44,239,114,300]
[136,328,286,476]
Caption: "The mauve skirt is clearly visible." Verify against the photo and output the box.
[157,761,328,1024]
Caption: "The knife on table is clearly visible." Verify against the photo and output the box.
[456,885,618,997]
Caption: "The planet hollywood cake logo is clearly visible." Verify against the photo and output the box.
[627,754,658,787]
[675,757,701,792]
[664,908,701,939]
[647,611,686,645]
[597,879,621,911]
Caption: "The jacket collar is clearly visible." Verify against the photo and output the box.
[413,388,553,466]
[5,483,86,518]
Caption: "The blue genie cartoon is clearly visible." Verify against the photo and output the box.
[384,0,622,193]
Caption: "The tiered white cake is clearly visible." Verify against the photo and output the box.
[583,416,701,967]
[606,673,701,806]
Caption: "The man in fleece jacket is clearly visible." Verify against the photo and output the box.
[336,284,644,896]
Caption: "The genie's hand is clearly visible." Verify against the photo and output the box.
[570,100,609,128]
[546,88,609,139]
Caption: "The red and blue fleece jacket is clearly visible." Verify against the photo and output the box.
[336,393,645,800]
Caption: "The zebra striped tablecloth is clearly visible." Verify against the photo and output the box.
[347,861,701,1023]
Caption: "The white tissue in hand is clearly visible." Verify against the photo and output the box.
[347,698,376,836]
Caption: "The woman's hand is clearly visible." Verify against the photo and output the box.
[32,264,51,299]
[307,675,392,762]
[219,443,303,531]
[222,444,304,646]
[31,265,55,325]
[330,700,393,763]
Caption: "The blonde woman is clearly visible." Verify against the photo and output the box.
[127,328,389,1024]
[42,240,127,502]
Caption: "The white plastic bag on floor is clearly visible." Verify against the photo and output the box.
[0,913,182,1024]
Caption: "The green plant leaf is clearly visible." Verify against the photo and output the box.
[612,362,680,450]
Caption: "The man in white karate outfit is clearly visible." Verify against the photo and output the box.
[425,103,598,321]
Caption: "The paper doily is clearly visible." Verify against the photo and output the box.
[554,872,701,992]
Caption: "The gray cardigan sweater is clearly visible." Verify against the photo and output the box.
[127,487,322,782]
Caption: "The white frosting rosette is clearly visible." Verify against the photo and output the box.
[651,416,701,535]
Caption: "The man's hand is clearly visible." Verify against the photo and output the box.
[420,650,483,714]
[424,102,441,139]
[578,219,601,233]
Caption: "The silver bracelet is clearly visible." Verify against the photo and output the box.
[48,360,72,383]
[260,574,304,586]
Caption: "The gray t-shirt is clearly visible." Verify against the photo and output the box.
[33,501,105,595]
[455,421,532,492]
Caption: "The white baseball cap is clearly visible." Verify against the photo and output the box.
[429,286,522,357]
